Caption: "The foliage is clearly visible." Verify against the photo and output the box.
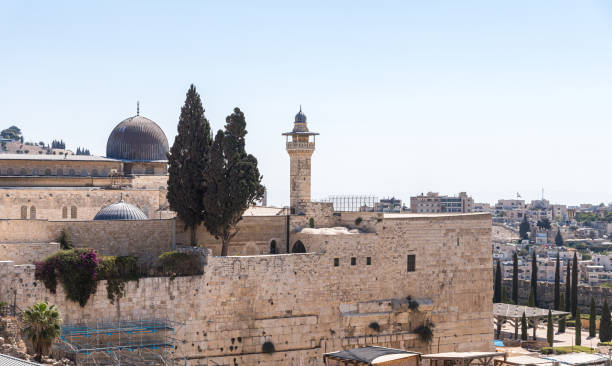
[97,256,140,303]
[554,252,560,310]
[22,301,61,362]
[414,323,434,343]
[541,346,595,355]
[555,231,564,246]
[167,84,212,245]
[571,253,578,318]
[157,251,203,277]
[575,212,612,224]
[531,251,538,307]
[494,260,502,303]
[558,316,566,333]
[528,289,534,307]
[57,229,73,250]
[512,251,519,305]
[575,310,581,346]
[354,217,363,226]
[537,218,552,230]
[521,312,528,340]
[309,218,315,228]
[262,341,275,354]
[600,300,611,342]
[1,125,22,140]
[75,147,91,155]
[565,258,571,312]
[519,215,530,240]
[589,298,597,338]
[201,108,265,256]
[51,139,65,149]
[547,309,554,347]
[35,249,99,307]
[368,321,381,332]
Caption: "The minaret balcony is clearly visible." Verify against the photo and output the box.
[286,141,315,151]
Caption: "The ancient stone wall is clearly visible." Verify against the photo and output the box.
[0,159,122,177]
[0,242,60,264]
[0,213,493,366]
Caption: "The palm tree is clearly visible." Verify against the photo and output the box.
[22,302,62,362]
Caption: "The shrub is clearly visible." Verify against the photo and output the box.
[35,249,99,307]
[408,300,419,311]
[368,321,381,332]
[355,217,363,226]
[98,256,140,303]
[158,251,202,277]
[57,229,73,250]
[414,323,434,343]
[308,218,315,228]
[541,347,553,355]
[262,341,275,354]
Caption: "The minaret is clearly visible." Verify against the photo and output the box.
[282,107,319,212]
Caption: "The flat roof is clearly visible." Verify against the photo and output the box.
[422,352,506,360]
[384,212,491,219]
[0,153,118,162]
[323,346,420,364]
[494,303,570,319]
[542,353,608,366]
[503,356,555,366]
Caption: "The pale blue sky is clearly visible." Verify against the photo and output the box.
[1,1,612,207]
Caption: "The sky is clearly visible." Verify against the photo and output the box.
[1,1,612,207]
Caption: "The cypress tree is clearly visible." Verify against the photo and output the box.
[575,310,582,346]
[202,108,265,256]
[167,84,212,245]
[547,309,554,346]
[512,251,519,305]
[531,251,538,307]
[555,230,564,246]
[565,259,571,313]
[571,253,578,318]
[502,284,509,304]
[600,300,611,342]
[494,260,502,303]
[521,312,528,340]
[554,252,560,310]
[589,298,596,338]
[528,288,535,307]
[520,215,530,240]
[559,294,566,333]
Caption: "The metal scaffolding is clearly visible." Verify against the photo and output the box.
[320,195,378,212]
[55,317,186,365]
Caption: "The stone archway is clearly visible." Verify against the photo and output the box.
[269,240,277,254]
[292,240,306,253]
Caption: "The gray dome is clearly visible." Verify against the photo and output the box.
[93,200,148,221]
[106,115,169,161]
[295,109,307,124]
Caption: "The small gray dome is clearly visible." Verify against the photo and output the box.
[294,107,307,124]
[106,115,169,161]
[93,200,148,221]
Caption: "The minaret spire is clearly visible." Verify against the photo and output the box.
[137,101,140,116]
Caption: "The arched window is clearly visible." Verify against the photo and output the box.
[292,240,306,253]
[32,168,39,176]
[44,169,52,176]
[20,168,27,176]
[69,169,76,176]
[71,206,77,219]
[91,169,99,177]
[20,206,27,219]
[30,206,36,219]
[270,240,277,254]
[80,169,88,177]
[7,168,14,175]
[145,166,155,175]
[57,168,63,176]
[62,207,68,219]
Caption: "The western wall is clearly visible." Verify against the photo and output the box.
[0,212,493,365]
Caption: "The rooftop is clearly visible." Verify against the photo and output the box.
[0,354,43,366]
[383,212,490,219]
[0,153,118,162]
[323,346,420,365]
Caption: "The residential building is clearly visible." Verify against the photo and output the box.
[410,192,474,213]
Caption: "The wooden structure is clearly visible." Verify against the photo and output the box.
[494,355,556,366]
[422,352,506,366]
[323,346,421,365]
[494,303,570,340]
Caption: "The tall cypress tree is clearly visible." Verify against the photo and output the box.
[559,294,566,333]
[167,84,212,245]
[494,260,502,303]
[202,108,265,256]
[589,298,596,338]
[547,309,554,346]
[531,251,538,307]
[555,230,564,246]
[565,259,571,313]
[554,252,560,310]
[520,215,530,240]
[521,312,528,340]
[600,300,611,342]
[571,253,578,318]
[512,251,519,305]
[575,310,582,346]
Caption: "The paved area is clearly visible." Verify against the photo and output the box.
[500,321,601,348]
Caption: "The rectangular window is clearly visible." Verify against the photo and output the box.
[407,255,416,272]
[351,257,356,266]
[366,257,371,265]
[334,258,339,267]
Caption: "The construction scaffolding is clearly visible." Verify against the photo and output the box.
[320,195,378,212]
[55,317,186,365]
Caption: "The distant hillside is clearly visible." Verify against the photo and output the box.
[0,125,91,156]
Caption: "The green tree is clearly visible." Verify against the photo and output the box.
[528,288,535,307]
[521,312,528,340]
[555,230,564,246]
[202,108,265,256]
[531,251,538,307]
[547,309,554,346]
[559,294,566,333]
[512,251,519,305]
[565,258,571,312]
[22,302,62,362]
[600,300,611,342]
[571,253,578,318]
[554,252,560,310]
[167,85,212,245]
[575,309,582,346]
[537,218,552,230]
[589,298,596,338]
[1,125,22,140]
[494,260,502,303]
[520,215,530,240]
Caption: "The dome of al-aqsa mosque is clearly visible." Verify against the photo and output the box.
[106,114,169,161]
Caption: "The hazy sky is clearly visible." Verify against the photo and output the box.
[1,1,612,207]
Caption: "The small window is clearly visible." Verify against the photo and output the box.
[269,240,277,254]
[44,169,52,176]
[91,169,99,177]
[351,257,356,266]
[20,168,27,175]
[30,206,36,219]
[62,207,68,219]
[20,206,27,219]
[407,255,416,272]
[69,169,76,176]
[334,258,339,267]
[7,168,14,175]
[366,257,371,265]
[57,168,63,176]
[145,166,155,175]
[71,206,77,219]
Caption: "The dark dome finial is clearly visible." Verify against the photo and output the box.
[136,101,140,116]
